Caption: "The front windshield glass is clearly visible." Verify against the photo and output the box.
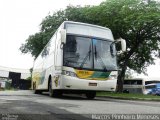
[93,38,117,70]
[63,35,117,71]
[63,35,92,69]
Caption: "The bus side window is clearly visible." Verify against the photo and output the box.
[54,30,63,68]
[56,30,61,48]
[49,32,57,54]
[42,45,50,58]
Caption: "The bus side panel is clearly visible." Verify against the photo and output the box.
[37,28,63,90]
[38,52,55,90]
[32,56,44,90]
[32,28,60,90]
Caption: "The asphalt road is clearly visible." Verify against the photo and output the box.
[0,90,160,120]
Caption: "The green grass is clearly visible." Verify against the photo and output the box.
[96,92,160,101]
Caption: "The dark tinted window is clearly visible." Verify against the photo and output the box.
[145,81,160,85]
[124,79,142,85]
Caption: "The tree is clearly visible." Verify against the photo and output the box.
[98,0,160,92]
[20,0,160,92]
[20,10,66,58]
[125,69,134,79]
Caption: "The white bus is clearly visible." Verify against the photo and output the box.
[32,21,126,99]
[123,78,160,94]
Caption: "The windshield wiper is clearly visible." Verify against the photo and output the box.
[94,46,107,71]
[80,45,91,68]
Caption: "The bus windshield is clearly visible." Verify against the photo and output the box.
[63,35,117,71]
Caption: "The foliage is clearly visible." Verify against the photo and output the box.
[26,76,32,81]
[20,0,160,92]
[125,69,135,79]
[20,10,66,58]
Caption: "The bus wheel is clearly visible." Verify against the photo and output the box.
[49,80,54,97]
[53,90,63,98]
[33,82,42,94]
[86,91,96,99]
[48,79,63,97]
[34,90,42,94]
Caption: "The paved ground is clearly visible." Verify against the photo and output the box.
[0,90,160,120]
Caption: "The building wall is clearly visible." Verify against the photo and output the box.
[0,70,9,78]
[0,66,31,79]
[0,66,31,89]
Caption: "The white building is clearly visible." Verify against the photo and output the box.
[0,66,31,79]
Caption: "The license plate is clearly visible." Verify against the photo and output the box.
[89,83,97,86]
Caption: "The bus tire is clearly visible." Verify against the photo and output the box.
[53,90,63,98]
[33,82,42,94]
[49,80,54,97]
[34,90,42,94]
[48,78,63,97]
[86,91,96,99]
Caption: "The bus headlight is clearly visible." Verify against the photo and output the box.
[62,70,77,77]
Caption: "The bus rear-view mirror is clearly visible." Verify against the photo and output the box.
[61,29,66,44]
[120,38,126,52]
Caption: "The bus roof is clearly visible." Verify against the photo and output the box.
[63,21,111,31]
[62,21,114,41]
[145,77,160,81]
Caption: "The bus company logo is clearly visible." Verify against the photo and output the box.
[78,70,89,75]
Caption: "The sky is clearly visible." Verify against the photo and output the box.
[136,59,160,78]
[0,0,159,78]
[0,0,104,69]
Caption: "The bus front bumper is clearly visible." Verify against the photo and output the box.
[60,75,117,92]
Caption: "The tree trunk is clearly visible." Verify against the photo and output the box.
[116,46,134,93]
[116,66,127,93]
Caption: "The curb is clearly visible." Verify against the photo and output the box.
[97,96,160,102]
